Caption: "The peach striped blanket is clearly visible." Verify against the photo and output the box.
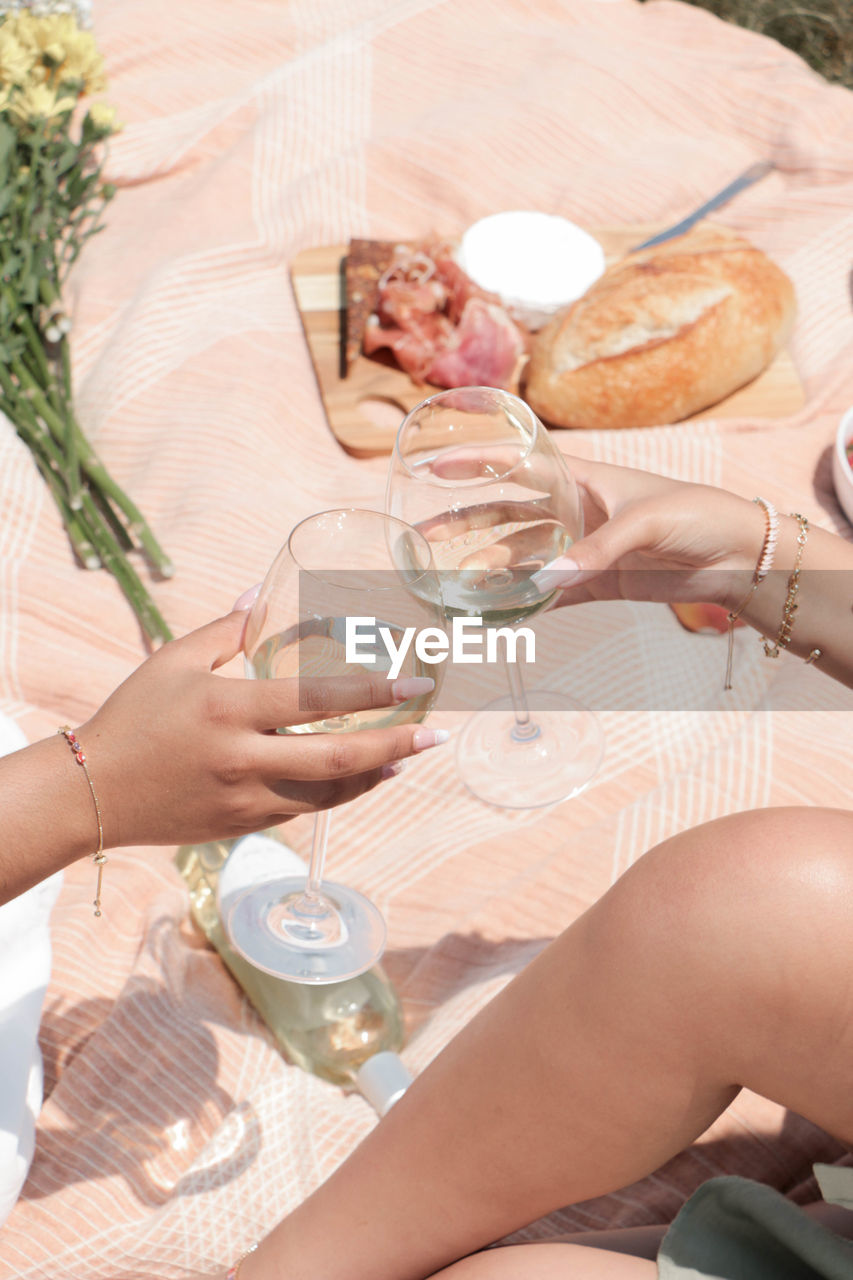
[1,1,852,1275]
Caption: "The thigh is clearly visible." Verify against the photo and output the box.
[431,1244,657,1280]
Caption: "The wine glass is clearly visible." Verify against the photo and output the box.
[225,508,444,983]
[386,386,604,809]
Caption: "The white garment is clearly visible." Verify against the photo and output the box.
[0,715,62,1227]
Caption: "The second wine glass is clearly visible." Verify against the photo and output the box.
[225,508,444,983]
[386,386,604,809]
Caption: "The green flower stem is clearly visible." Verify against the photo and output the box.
[18,341,65,425]
[89,482,134,552]
[20,331,57,400]
[0,364,54,455]
[29,412,171,642]
[3,290,50,380]
[9,305,84,505]
[1,387,101,569]
[79,489,172,644]
[55,185,108,280]
[74,448,174,577]
[0,367,172,644]
[29,444,100,570]
[11,356,66,430]
[38,277,60,313]
[11,352,173,576]
[60,219,107,280]
[0,89,173,643]
[10,305,81,503]
[58,339,81,508]
[56,339,173,577]
[24,416,171,643]
[22,121,43,244]
[78,445,175,578]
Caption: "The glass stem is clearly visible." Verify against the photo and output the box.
[305,809,331,901]
[504,652,541,743]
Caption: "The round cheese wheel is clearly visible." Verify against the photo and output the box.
[457,211,605,330]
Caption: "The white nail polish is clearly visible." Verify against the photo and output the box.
[232,583,262,611]
[531,557,581,590]
[412,727,450,752]
[392,676,435,702]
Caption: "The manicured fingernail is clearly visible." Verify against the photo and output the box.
[381,760,408,780]
[392,676,435,702]
[232,583,262,611]
[412,727,450,752]
[531,557,581,590]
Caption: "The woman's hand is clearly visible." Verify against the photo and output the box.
[424,448,768,608]
[78,608,446,849]
[538,457,769,610]
[539,456,853,690]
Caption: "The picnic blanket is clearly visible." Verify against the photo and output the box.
[1,0,853,1275]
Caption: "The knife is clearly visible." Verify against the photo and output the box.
[629,160,775,252]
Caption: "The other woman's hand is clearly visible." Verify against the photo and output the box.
[538,457,768,610]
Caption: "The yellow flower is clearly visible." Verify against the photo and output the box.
[7,81,76,124]
[0,25,35,85]
[88,100,112,126]
[59,30,105,93]
[43,40,66,66]
[9,13,105,93]
[11,12,77,59]
[87,100,117,131]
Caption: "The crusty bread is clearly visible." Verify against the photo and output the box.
[524,225,796,429]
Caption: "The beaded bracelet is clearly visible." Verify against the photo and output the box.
[760,512,821,666]
[724,496,779,691]
[58,725,106,916]
[226,1243,258,1280]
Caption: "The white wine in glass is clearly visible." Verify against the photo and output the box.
[387,386,604,809]
[225,508,444,983]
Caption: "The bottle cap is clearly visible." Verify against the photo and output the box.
[355,1051,413,1117]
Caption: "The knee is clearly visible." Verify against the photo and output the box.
[615,805,850,913]
[646,806,853,928]
[599,807,853,1045]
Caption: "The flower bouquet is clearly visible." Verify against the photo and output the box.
[0,2,172,643]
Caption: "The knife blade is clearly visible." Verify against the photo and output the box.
[629,160,775,253]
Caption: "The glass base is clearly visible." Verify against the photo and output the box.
[456,690,605,809]
[226,876,387,984]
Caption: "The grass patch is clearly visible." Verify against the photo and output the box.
[647,0,853,89]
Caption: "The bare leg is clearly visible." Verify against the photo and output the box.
[243,807,853,1280]
[430,1243,657,1278]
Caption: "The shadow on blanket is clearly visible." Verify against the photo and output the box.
[27,982,261,1207]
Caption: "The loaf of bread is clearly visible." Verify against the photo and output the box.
[524,225,796,429]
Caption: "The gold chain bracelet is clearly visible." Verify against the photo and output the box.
[760,513,821,665]
[58,725,106,916]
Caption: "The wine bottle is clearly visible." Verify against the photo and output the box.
[175,834,410,1103]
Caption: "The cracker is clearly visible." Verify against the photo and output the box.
[344,238,397,372]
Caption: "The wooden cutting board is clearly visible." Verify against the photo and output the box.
[291,228,806,458]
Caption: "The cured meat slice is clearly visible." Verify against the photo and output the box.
[427,297,526,389]
[428,246,490,323]
[363,308,455,382]
[358,241,527,390]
